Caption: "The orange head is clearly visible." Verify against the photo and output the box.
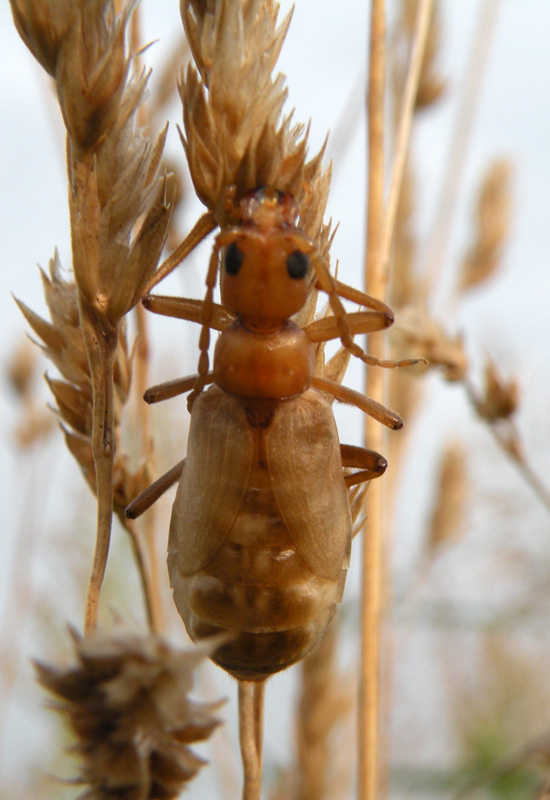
[218,188,313,330]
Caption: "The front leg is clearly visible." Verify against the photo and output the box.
[143,295,235,330]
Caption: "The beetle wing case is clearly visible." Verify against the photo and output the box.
[266,388,352,581]
[167,385,254,578]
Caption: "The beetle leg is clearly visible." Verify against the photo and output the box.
[312,375,403,430]
[144,373,214,404]
[341,444,387,487]
[187,244,224,409]
[143,295,235,330]
[304,310,392,342]
[125,459,185,520]
[332,278,393,314]
[145,211,217,293]
[310,252,423,369]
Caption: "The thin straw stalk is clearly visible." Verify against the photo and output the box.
[78,299,118,634]
[360,2,435,796]
[423,0,501,294]
[359,2,386,799]
[381,0,435,275]
[238,680,265,800]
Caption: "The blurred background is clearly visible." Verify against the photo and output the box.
[1,1,550,798]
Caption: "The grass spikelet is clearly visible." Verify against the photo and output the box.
[391,306,468,381]
[35,630,224,800]
[398,0,445,109]
[427,442,468,553]
[11,0,172,633]
[6,337,55,448]
[474,358,519,423]
[9,0,75,76]
[178,0,329,234]
[459,159,513,293]
[14,253,164,627]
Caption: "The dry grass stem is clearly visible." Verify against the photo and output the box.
[270,623,354,800]
[35,630,224,800]
[464,366,550,514]
[399,0,446,109]
[360,2,386,798]
[238,681,265,800]
[423,0,501,293]
[381,0,435,275]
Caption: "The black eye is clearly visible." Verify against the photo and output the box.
[225,242,244,275]
[286,250,309,279]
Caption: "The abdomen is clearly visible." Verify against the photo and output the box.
[171,455,346,681]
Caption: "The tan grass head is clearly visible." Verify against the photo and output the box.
[179,0,331,247]
[35,630,224,799]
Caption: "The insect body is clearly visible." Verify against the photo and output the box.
[128,188,404,679]
[168,384,350,679]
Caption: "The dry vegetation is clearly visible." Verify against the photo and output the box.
[1,1,550,799]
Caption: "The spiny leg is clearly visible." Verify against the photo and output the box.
[341,444,387,488]
[143,295,235,330]
[312,375,403,430]
[332,278,392,314]
[125,459,185,520]
[187,243,226,409]
[304,309,392,343]
[145,211,217,293]
[310,249,423,368]
[144,373,214,404]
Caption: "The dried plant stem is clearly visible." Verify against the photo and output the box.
[79,300,118,634]
[360,2,386,799]
[121,517,160,631]
[381,0,434,273]
[463,379,550,515]
[134,304,163,633]
[424,0,501,293]
[238,680,265,800]
[493,431,550,514]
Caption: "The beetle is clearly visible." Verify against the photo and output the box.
[127,187,406,680]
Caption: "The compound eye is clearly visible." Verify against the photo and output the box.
[225,241,244,275]
[286,250,309,280]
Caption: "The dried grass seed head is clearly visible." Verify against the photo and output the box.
[460,158,513,293]
[35,630,224,800]
[56,0,135,152]
[15,254,152,517]
[476,358,519,423]
[11,0,173,324]
[68,84,172,325]
[391,305,468,381]
[427,442,468,552]
[179,0,331,245]
[9,0,76,76]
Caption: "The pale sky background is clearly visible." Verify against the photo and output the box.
[1,1,550,797]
